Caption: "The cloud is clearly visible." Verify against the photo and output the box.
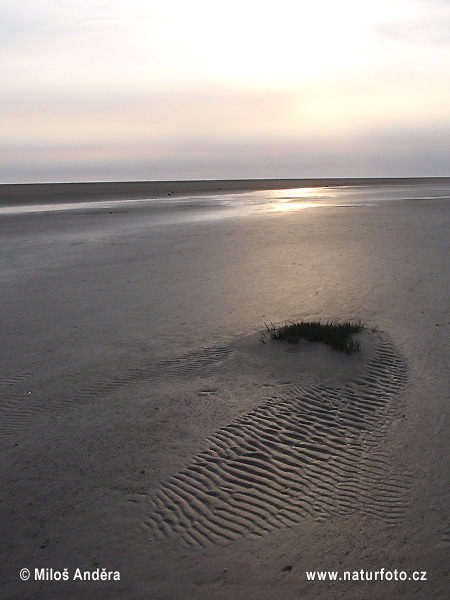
[0,88,301,148]
[2,123,449,182]
[1,0,450,182]
[370,0,450,43]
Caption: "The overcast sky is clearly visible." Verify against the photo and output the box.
[1,0,450,182]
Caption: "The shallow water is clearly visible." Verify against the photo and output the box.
[1,182,450,221]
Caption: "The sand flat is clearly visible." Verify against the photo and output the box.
[1,180,450,599]
[2,176,450,204]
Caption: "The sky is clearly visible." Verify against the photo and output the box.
[1,0,450,183]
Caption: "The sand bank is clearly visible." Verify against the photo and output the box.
[1,182,450,599]
[2,176,450,205]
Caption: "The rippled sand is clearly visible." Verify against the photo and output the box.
[1,179,450,599]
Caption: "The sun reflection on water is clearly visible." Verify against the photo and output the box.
[267,187,338,212]
[274,202,323,211]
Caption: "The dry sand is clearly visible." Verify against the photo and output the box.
[1,180,450,599]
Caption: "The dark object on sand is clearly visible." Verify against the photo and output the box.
[264,320,364,353]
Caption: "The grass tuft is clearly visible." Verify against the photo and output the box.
[263,320,364,353]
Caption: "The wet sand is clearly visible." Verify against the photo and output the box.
[2,176,450,204]
[1,180,450,599]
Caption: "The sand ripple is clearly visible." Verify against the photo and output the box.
[144,338,409,546]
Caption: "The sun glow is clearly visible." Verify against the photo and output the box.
[273,202,323,211]
[2,0,450,181]
[164,1,374,87]
[266,187,338,211]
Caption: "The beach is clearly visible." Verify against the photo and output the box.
[1,179,450,599]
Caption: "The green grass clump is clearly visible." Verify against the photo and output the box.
[265,320,364,353]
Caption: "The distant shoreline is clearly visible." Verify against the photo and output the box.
[1,177,450,205]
